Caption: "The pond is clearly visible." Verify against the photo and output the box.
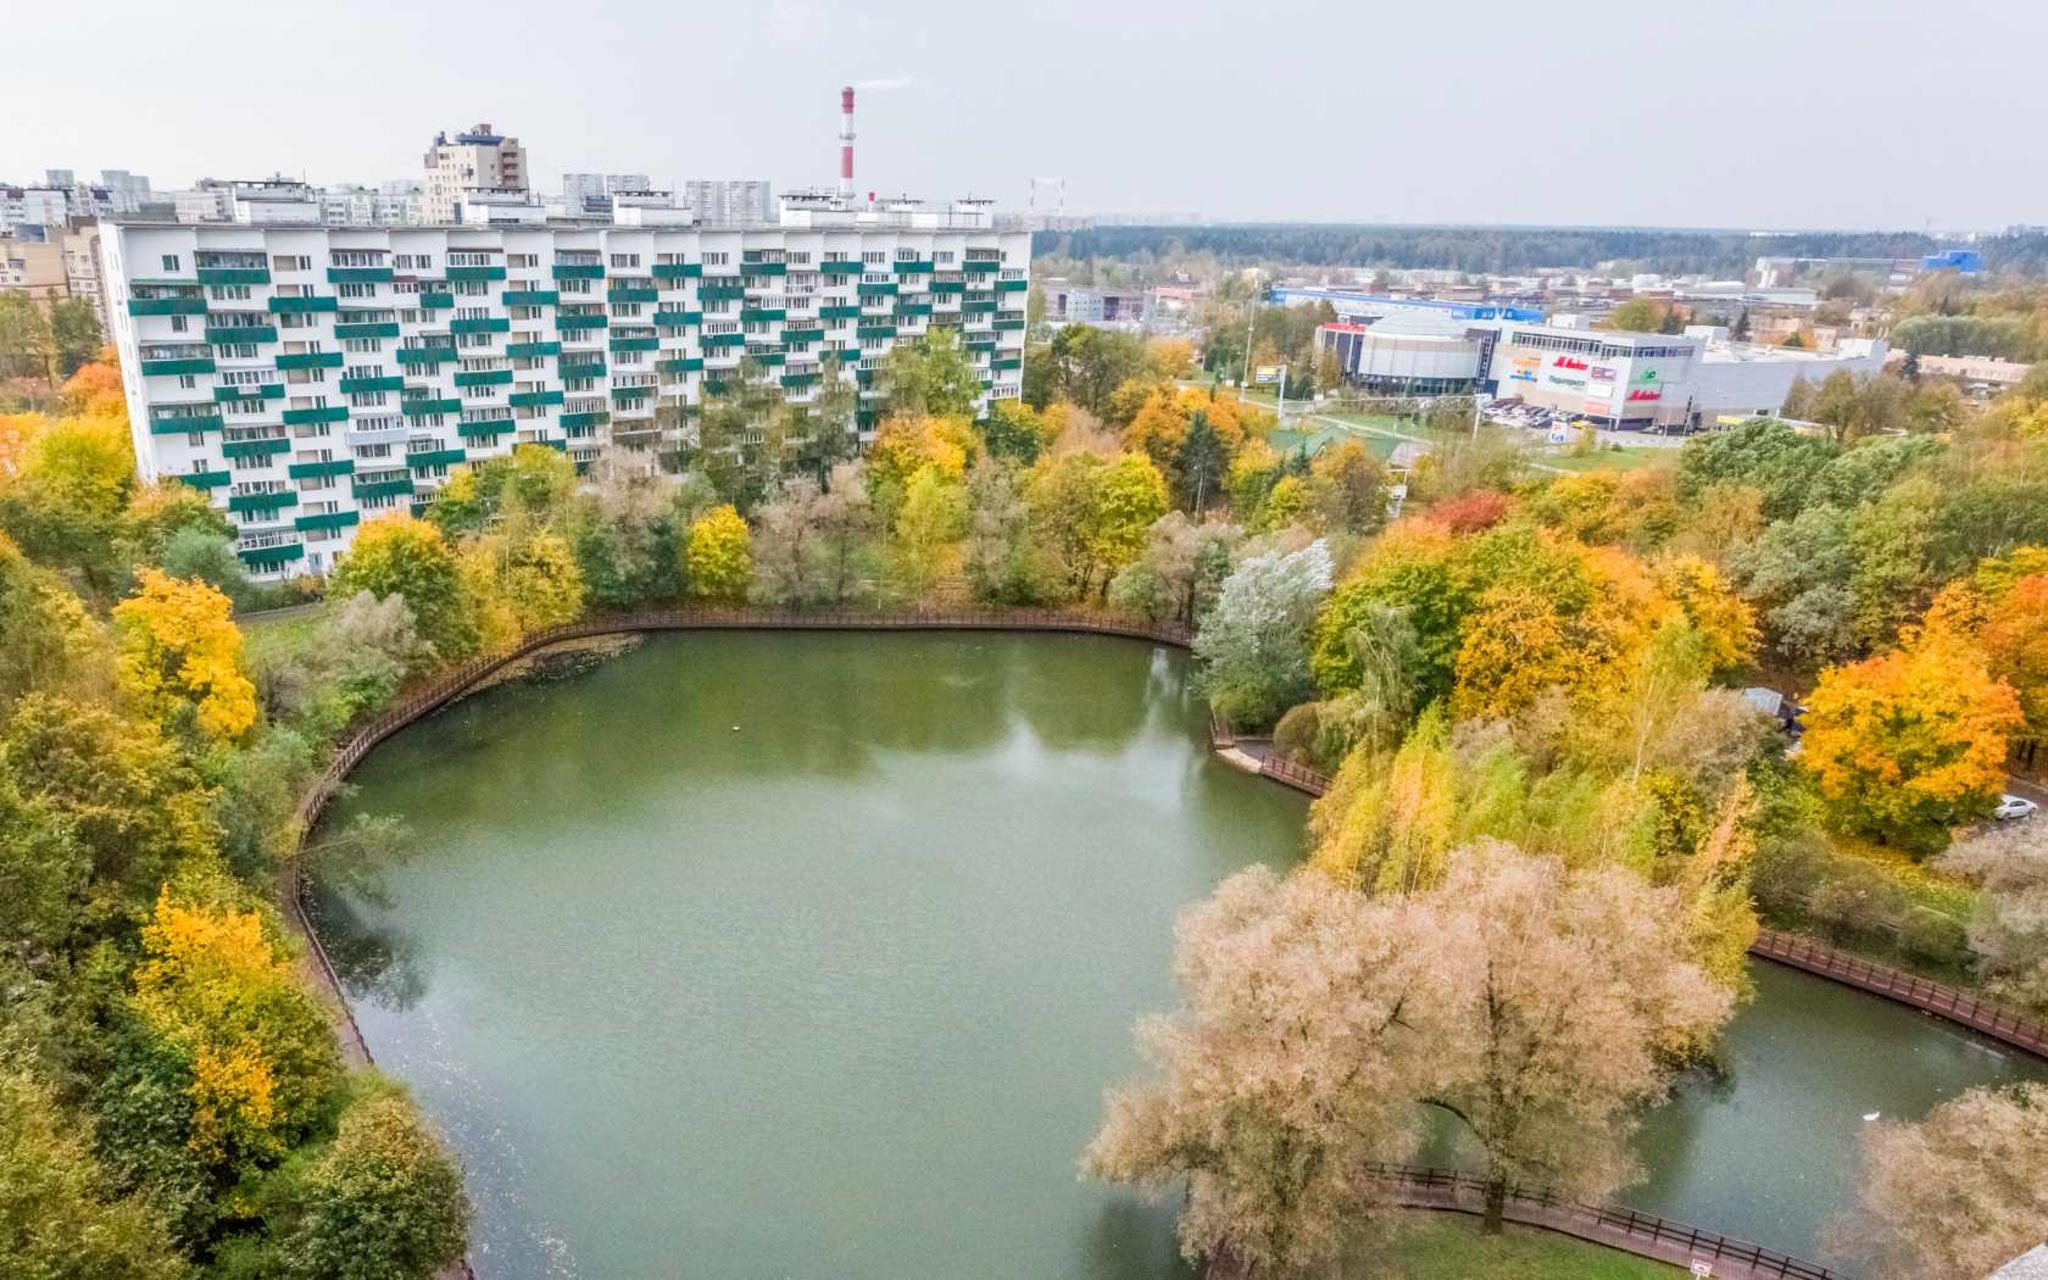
[311,632,2044,1277]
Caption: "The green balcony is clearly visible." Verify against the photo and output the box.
[963,300,998,314]
[507,340,562,358]
[609,337,658,353]
[610,385,657,401]
[198,267,271,285]
[892,261,935,275]
[652,262,703,280]
[749,352,786,368]
[335,321,401,340]
[698,285,745,302]
[509,390,565,408]
[701,333,745,348]
[558,360,606,379]
[128,296,208,316]
[857,282,898,298]
[995,310,1026,323]
[295,510,361,533]
[895,304,933,318]
[781,328,823,345]
[820,261,863,275]
[657,357,704,375]
[352,478,416,501]
[503,290,559,307]
[141,356,216,376]
[282,405,350,425]
[740,308,786,323]
[402,398,461,417]
[963,260,1001,274]
[418,292,456,310]
[742,260,789,276]
[557,313,609,332]
[608,287,659,304]
[453,369,513,388]
[408,448,467,469]
[222,437,290,460]
[932,281,967,295]
[966,338,997,353]
[560,411,611,429]
[267,295,338,314]
[326,267,393,284]
[819,305,861,320]
[287,459,355,480]
[239,542,305,569]
[653,310,702,327]
[537,438,568,453]
[205,324,278,345]
[396,347,456,366]
[857,325,898,341]
[992,356,1022,371]
[338,375,404,393]
[446,265,507,282]
[781,372,820,389]
[551,263,606,280]
[459,418,516,439]
[150,413,225,435]
[276,351,344,371]
[994,317,1027,331]
[215,383,285,402]
[995,279,1029,293]
[450,317,511,335]
[172,469,232,489]
[228,490,298,515]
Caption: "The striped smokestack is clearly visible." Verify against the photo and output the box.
[838,86,855,201]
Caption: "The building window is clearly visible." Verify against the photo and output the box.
[161,254,180,272]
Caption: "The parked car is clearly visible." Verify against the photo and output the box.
[1995,795,2039,821]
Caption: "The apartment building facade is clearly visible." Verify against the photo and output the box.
[101,218,1030,579]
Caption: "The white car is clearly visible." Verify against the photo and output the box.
[1995,795,2039,821]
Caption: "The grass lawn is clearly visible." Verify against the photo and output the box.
[1541,447,1679,473]
[1352,1214,1682,1279]
[237,607,323,669]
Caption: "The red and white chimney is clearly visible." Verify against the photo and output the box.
[838,86,856,201]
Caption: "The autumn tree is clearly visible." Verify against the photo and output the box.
[1307,440,1389,535]
[813,463,876,607]
[1801,625,2023,852]
[1938,820,2048,1014]
[685,504,753,604]
[112,570,257,742]
[0,529,101,705]
[893,464,968,600]
[271,1095,468,1280]
[751,477,828,608]
[877,327,982,420]
[1083,866,1439,1275]
[1027,449,1169,599]
[1311,521,1470,703]
[328,515,476,660]
[1420,841,1732,1230]
[1831,1083,2048,1280]
[1194,540,1333,727]
[1309,704,1456,893]
[0,412,136,598]
[1976,573,2048,760]
[0,1065,188,1280]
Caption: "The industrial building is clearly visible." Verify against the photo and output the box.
[102,211,1029,579]
[1315,312,1888,429]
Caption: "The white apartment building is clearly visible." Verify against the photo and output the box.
[102,216,1030,579]
[682,180,775,226]
[422,125,528,223]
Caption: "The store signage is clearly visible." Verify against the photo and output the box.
[1633,367,1661,384]
[1583,399,1610,416]
[1553,356,1589,371]
[1253,365,1282,385]
[1548,375,1587,390]
[1590,365,1617,383]
[1627,388,1662,402]
[1509,355,1539,383]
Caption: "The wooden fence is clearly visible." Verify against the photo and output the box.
[1365,1163,1840,1280]
[1752,929,2048,1057]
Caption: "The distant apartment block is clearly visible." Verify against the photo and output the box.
[681,180,775,225]
[422,124,528,223]
[101,215,1029,578]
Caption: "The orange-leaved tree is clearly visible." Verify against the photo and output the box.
[112,568,256,742]
[1801,623,2022,853]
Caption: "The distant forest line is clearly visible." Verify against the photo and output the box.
[1032,224,2048,277]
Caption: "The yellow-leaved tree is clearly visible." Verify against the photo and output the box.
[686,504,753,604]
[131,889,342,1165]
[112,569,255,741]
[1802,623,2023,853]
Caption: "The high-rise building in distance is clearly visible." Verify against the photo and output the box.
[422,124,528,222]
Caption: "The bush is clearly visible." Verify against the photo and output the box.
[1898,908,1974,971]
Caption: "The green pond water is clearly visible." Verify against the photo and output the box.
[312,633,2044,1278]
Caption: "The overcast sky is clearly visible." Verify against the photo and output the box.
[9,0,2043,230]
